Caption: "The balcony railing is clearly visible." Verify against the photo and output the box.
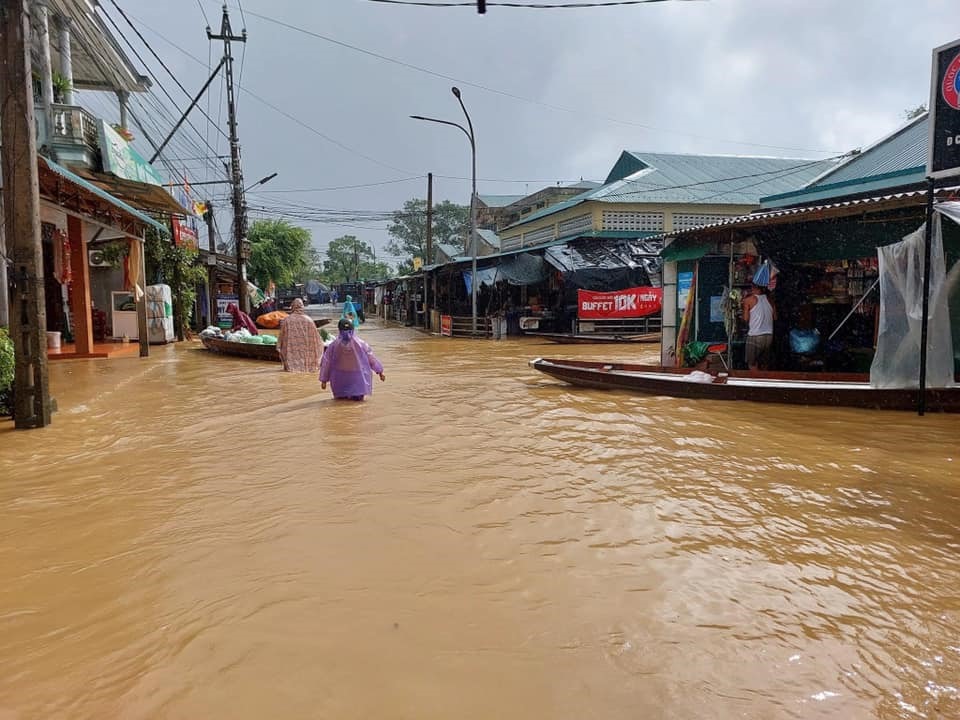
[35,102,101,169]
[50,104,99,148]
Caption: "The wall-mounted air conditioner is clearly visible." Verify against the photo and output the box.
[88,249,112,267]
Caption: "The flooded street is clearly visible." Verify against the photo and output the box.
[2,321,960,719]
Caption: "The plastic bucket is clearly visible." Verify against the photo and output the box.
[46,331,61,350]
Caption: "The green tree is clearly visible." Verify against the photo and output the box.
[322,235,392,285]
[247,219,312,289]
[386,198,468,268]
[144,229,208,335]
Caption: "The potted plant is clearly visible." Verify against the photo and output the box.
[51,72,71,103]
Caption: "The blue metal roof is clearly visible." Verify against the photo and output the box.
[40,156,169,236]
[505,152,833,231]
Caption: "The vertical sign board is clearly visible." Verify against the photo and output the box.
[928,38,960,180]
[217,294,237,329]
[440,315,453,337]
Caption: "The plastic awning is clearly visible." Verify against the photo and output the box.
[660,240,713,262]
[544,238,662,273]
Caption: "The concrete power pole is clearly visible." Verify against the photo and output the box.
[208,7,248,313]
[1,0,53,428]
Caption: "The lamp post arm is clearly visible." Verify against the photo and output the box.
[409,115,472,146]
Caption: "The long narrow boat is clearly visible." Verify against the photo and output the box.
[525,332,661,344]
[201,335,280,361]
[529,357,960,412]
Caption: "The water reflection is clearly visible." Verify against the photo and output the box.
[1,324,958,718]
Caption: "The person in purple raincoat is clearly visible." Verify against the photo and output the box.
[319,318,385,401]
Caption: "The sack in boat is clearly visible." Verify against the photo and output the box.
[256,311,288,329]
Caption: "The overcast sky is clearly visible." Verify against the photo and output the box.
[110,0,957,267]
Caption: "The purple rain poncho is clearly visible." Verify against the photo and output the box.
[318,330,384,399]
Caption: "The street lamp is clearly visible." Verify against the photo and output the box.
[245,172,278,193]
[411,86,478,336]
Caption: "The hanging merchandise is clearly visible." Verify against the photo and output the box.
[59,229,72,286]
[752,260,772,287]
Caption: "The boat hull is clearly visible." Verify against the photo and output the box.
[525,332,660,344]
[201,335,280,362]
[529,358,960,412]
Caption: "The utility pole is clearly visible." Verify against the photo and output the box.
[208,6,249,313]
[425,172,433,329]
[204,202,218,327]
[1,0,52,428]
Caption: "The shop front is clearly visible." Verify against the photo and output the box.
[660,192,960,375]
[35,156,169,359]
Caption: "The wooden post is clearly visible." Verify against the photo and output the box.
[917,178,936,416]
[67,215,92,354]
[425,172,433,329]
[137,237,149,357]
[205,201,217,327]
[1,0,52,428]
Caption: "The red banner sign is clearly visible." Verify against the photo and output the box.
[577,287,662,319]
[440,314,453,337]
[172,217,198,250]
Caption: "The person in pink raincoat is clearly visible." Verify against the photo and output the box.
[319,318,385,401]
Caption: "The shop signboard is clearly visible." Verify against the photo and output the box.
[440,314,453,336]
[217,294,237,329]
[172,217,198,250]
[928,37,960,180]
[97,120,163,186]
[577,287,662,320]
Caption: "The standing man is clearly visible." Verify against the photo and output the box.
[743,283,776,371]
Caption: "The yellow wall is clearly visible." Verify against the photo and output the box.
[500,200,758,247]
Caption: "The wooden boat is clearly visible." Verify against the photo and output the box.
[529,357,960,412]
[525,331,660,344]
[201,335,280,362]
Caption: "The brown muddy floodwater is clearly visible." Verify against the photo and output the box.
[1,320,960,719]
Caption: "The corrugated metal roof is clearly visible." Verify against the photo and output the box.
[39,156,168,236]
[594,152,834,204]
[654,189,933,246]
[475,228,501,249]
[477,194,524,208]
[505,152,834,231]
[435,242,466,261]
[806,114,928,188]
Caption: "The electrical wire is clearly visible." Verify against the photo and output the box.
[368,0,699,6]
[254,177,426,193]
[98,6,229,176]
[106,1,230,143]
[232,6,839,155]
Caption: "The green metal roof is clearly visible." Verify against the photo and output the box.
[477,194,524,208]
[505,152,834,232]
[762,114,928,208]
[475,228,501,249]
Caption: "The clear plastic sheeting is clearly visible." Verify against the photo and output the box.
[870,216,955,388]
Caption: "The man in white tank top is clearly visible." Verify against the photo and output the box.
[743,284,776,371]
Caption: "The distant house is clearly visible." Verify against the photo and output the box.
[477,180,601,232]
